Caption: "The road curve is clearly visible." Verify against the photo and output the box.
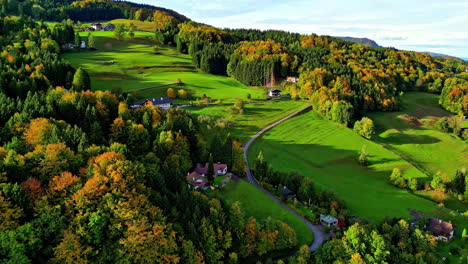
[242,104,329,252]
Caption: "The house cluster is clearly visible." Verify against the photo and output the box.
[427,218,454,242]
[186,162,228,190]
[83,23,116,32]
[129,97,173,110]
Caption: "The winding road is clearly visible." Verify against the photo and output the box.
[242,104,329,252]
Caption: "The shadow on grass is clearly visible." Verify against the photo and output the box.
[377,132,441,145]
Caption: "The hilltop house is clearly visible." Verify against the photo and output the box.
[320,214,338,227]
[90,23,103,30]
[194,162,228,177]
[130,97,173,110]
[286,76,299,83]
[268,89,282,97]
[427,218,454,241]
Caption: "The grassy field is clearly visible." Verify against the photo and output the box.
[368,92,467,180]
[214,180,313,246]
[187,100,308,143]
[247,110,439,221]
[63,31,264,102]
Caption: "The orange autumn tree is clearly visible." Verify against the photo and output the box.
[24,118,53,148]
[55,152,181,263]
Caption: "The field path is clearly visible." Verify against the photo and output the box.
[242,104,329,253]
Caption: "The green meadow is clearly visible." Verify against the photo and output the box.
[214,180,313,246]
[63,31,264,102]
[247,110,439,221]
[369,92,467,179]
[187,100,308,143]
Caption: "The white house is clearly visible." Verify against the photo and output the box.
[90,23,103,30]
[80,41,86,49]
[268,89,282,97]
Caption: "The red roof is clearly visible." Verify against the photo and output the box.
[186,172,208,187]
[194,163,227,175]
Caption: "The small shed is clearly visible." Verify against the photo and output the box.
[282,187,296,200]
[320,214,338,227]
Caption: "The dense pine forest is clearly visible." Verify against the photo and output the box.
[0,0,466,263]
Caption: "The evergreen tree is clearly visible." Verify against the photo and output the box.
[74,31,81,48]
[72,68,91,92]
[87,33,95,49]
[207,153,214,183]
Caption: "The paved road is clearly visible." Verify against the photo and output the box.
[242,104,329,252]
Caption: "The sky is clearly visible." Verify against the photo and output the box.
[141,0,468,58]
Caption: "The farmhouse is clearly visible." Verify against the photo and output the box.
[103,24,116,31]
[90,23,103,30]
[286,76,299,83]
[130,97,173,110]
[194,162,228,176]
[427,218,454,241]
[282,187,296,200]
[320,214,338,227]
[268,89,282,97]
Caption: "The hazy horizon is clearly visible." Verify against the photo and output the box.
[141,0,468,58]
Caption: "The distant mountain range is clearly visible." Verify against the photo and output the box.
[335,37,381,47]
[336,37,466,61]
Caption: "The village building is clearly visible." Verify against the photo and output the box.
[130,97,173,110]
[90,23,103,30]
[103,24,116,31]
[194,162,228,177]
[427,218,454,241]
[80,40,87,49]
[186,172,208,189]
[320,214,338,227]
[282,187,296,200]
[268,89,282,97]
[286,76,299,83]
[62,43,75,49]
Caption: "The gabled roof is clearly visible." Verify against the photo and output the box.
[282,187,295,196]
[320,214,338,224]
[428,218,454,237]
[268,89,281,93]
[194,163,227,175]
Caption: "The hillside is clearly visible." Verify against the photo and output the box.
[335,36,381,47]
[0,1,466,264]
